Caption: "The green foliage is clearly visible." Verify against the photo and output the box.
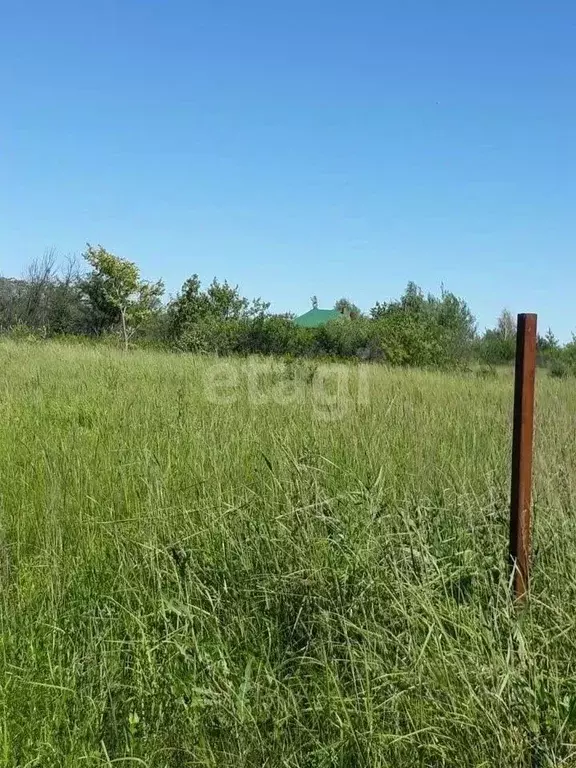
[316,316,372,357]
[6,252,576,373]
[0,254,85,336]
[563,336,576,368]
[372,313,444,365]
[476,310,519,365]
[240,315,315,356]
[496,308,516,340]
[549,358,571,379]
[168,275,269,347]
[81,245,164,349]
[368,283,476,367]
[539,328,560,353]
[537,329,562,371]
[334,297,361,317]
[176,317,245,355]
[477,329,516,365]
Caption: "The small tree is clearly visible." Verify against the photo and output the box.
[564,335,576,368]
[538,328,560,352]
[368,283,476,367]
[205,278,270,320]
[497,309,516,340]
[81,245,164,350]
[167,274,207,339]
[168,274,269,345]
[334,297,361,317]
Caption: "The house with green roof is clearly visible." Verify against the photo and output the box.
[293,307,349,329]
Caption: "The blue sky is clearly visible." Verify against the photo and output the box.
[1,0,575,336]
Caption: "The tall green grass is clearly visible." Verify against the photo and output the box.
[1,341,576,767]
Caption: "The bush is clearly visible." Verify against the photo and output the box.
[549,359,571,379]
[476,332,516,366]
[0,322,46,342]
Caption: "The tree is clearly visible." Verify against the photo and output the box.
[21,251,57,329]
[370,283,427,321]
[538,328,559,352]
[44,256,85,335]
[318,315,372,357]
[477,309,517,365]
[0,252,87,336]
[0,276,25,328]
[206,278,268,320]
[400,281,426,315]
[368,283,476,367]
[168,274,270,347]
[564,335,576,367]
[370,301,387,320]
[167,274,208,339]
[81,245,164,350]
[334,297,361,317]
[496,309,516,340]
[432,287,476,360]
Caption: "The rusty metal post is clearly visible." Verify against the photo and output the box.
[509,313,537,601]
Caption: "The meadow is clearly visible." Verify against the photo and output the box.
[1,340,576,767]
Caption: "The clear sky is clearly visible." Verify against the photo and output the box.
[1,0,575,336]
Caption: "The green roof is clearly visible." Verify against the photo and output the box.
[293,308,347,328]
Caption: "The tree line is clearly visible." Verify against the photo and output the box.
[1,245,575,372]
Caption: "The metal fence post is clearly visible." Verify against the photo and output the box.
[509,313,537,601]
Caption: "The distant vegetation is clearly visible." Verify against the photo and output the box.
[2,245,575,371]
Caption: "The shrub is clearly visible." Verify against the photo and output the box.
[549,359,571,379]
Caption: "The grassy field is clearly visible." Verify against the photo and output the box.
[1,341,576,767]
